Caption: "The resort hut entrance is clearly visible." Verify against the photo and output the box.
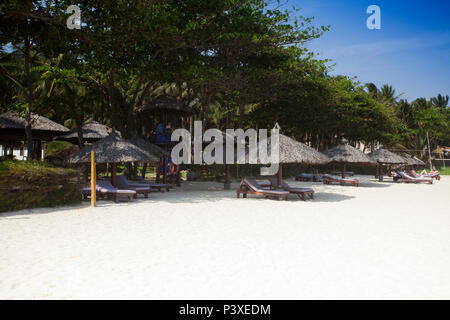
[323,138,376,178]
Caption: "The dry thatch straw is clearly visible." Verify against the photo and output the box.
[68,133,160,163]
[128,135,169,158]
[412,156,426,166]
[237,133,331,165]
[0,111,68,132]
[54,120,114,142]
[400,155,425,166]
[323,138,376,165]
[368,149,407,164]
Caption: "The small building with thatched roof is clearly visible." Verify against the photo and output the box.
[323,138,376,177]
[54,120,115,145]
[0,111,69,159]
[368,149,406,181]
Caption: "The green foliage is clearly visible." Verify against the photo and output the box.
[0,160,82,212]
[44,140,70,155]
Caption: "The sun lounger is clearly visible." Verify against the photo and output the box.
[396,172,433,184]
[80,186,108,200]
[295,173,324,182]
[81,187,91,200]
[136,176,170,191]
[267,177,314,200]
[411,170,440,181]
[236,177,289,200]
[323,174,359,187]
[331,170,354,176]
[96,180,136,202]
[116,175,150,198]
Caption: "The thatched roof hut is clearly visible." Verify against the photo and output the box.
[368,149,407,164]
[0,111,69,159]
[368,148,406,181]
[237,129,331,185]
[69,133,160,164]
[401,155,425,166]
[323,138,376,177]
[0,111,68,142]
[0,111,69,132]
[54,120,114,144]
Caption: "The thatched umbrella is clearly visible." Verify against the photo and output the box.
[129,135,168,158]
[129,135,170,181]
[368,149,406,181]
[0,111,69,159]
[412,156,425,166]
[69,133,159,186]
[400,155,425,167]
[323,138,376,178]
[240,126,331,186]
[54,120,115,144]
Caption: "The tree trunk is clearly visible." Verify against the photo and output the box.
[238,104,245,128]
[24,38,34,160]
[75,115,84,148]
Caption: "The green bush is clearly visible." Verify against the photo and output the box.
[0,160,82,213]
[44,141,79,166]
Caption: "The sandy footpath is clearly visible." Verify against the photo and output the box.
[1,175,449,299]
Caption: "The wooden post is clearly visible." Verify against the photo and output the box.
[133,162,138,179]
[111,163,117,187]
[224,164,231,190]
[378,162,383,182]
[342,163,346,178]
[142,163,147,178]
[426,131,432,170]
[90,151,96,207]
[162,156,167,184]
[277,163,283,187]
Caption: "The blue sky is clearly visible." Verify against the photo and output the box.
[287,0,450,101]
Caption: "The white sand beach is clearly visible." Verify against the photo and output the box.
[1,175,449,299]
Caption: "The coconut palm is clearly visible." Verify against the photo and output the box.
[431,94,449,109]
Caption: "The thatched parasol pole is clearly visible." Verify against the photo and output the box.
[341,163,346,178]
[277,163,283,186]
[378,162,384,182]
[111,163,117,187]
[90,151,96,207]
[142,163,147,178]
[224,164,231,190]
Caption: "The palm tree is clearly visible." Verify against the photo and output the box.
[379,84,401,104]
[365,82,379,100]
[431,94,449,109]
